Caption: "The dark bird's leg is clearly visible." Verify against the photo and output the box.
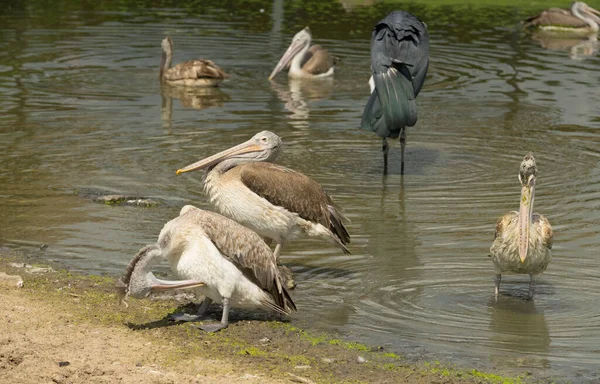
[382,138,389,175]
[494,274,501,301]
[171,298,213,322]
[199,297,229,333]
[399,129,406,175]
[528,275,535,300]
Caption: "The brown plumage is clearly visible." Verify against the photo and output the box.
[269,28,337,80]
[525,8,589,28]
[160,36,227,87]
[176,131,351,262]
[181,207,296,313]
[238,162,350,245]
[286,45,339,75]
[120,205,296,332]
[494,213,554,251]
[303,45,339,75]
[489,153,553,299]
[523,2,600,34]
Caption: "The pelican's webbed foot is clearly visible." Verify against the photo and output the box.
[198,322,228,333]
[197,297,229,333]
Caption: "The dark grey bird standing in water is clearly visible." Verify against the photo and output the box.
[361,11,430,175]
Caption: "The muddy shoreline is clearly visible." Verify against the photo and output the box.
[0,248,531,383]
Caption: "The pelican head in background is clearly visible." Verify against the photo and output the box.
[119,205,296,333]
[489,153,553,300]
[160,36,227,87]
[269,27,337,80]
[176,131,350,262]
[524,2,600,35]
[360,11,430,175]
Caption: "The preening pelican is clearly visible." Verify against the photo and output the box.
[176,131,350,262]
[524,2,600,35]
[160,36,227,87]
[361,11,430,175]
[489,153,553,300]
[269,27,337,80]
[120,205,296,332]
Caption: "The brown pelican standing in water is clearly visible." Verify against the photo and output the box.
[361,11,430,175]
[176,131,350,262]
[119,205,296,332]
[524,2,600,35]
[269,27,337,80]
[160,36,227,87]
[490,153,553,300]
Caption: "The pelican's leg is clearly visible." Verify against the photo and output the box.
[273,241,284,263]
[171,298,213,322]
[199,297,229,333]
[399,129,406,175]
[528,275,535,300]
[382,138,389,175]
[494,274,501,300]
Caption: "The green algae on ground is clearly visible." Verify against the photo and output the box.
[425,361,528,384]
[0,251,531,384]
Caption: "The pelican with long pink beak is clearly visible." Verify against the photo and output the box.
[489,153,553,300]
[269,27,337,80]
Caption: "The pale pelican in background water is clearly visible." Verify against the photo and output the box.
[160,36,227,87]
[524,2,600,35]
[176,131,350,262]
[489,153,553,300]
[269,27,338,80]
[119,205,296,332]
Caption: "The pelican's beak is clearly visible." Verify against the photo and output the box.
[176,139,263,174]
[518,176,536,263]
[268,38,308,80]
[148,273,205,291]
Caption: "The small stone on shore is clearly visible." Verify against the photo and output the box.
[0,272,24,288]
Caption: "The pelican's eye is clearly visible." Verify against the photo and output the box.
[261,136,268,143]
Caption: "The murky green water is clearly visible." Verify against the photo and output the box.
[2,0,600,381]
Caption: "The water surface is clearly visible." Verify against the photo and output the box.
[1,1,600,382]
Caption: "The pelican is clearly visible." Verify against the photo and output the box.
[489,153,553,300]
[119,205,296,332]
[268,27,337,80]
[524,2,600,35]
[361,11,430,175]
[160,36,227,87]
[176,131,350,262]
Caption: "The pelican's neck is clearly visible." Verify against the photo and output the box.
[572,5,599,31]
[160,48,172,80]
[204,159,247,196]
[289,43,310,75]
[127,245,161,296]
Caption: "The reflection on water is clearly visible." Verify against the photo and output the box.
[531,32,599,60]
[269,78,335,125]
[2,1,600,382]
[161,86,231,131]
[488,297,551,370]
